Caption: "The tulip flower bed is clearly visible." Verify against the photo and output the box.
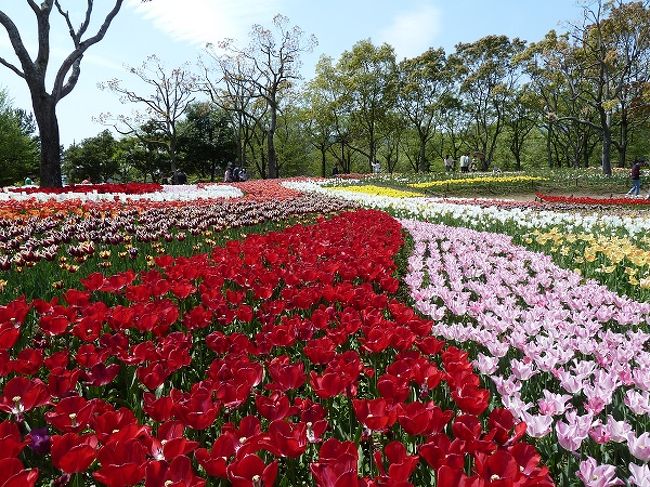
[409,175,546,190]
[228,180,304,200]
[286,180,650,237]
[0,194,355,300]
[9,183,164,195]
[0,209,553,486]
[328,184,424,198]
[524,228,650,301]
[3,184,243,204]
[402,219,650,485]
[537,193,650,206]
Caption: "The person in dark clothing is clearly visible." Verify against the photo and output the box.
[176,170,187,184]
[628,158,645,196]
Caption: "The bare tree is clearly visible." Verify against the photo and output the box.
[202,50,262,172]
[0,1,145,187]
[99,55,196,183]
[212,14,316,178]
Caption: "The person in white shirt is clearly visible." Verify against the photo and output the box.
[460,153,470,173]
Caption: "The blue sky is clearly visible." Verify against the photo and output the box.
[0,0,584,146]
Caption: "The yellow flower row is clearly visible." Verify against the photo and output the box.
[409,175,547,189]
[328,185,423,198]
[525,229,650,289]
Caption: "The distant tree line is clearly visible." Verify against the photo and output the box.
[2,1,650,184]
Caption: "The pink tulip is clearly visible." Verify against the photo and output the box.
[577,457,622,487]
[628,432,650,462]
[628,463,650,486]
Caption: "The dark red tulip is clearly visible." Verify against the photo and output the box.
[0,377,50,416]
[51,433,98,473]
[267,419,308,458]
[0,458,38,487]
[92,438,147,487]
[353,398,397,432]
[227,454,278,487]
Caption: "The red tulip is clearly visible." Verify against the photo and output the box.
[0,458,38,487]
[145,456,205,487]
[373,441,419,484]
[377,373,410,403]
[304,337,337,365]
[0,421,27,459]
[266,355,305,392]
[51,433,98,473]
[419,434,465,470]
[488,408,526,446]
[0,377,50,416]
[11,348,43,375]
[93,438,147,487]
[194,432,238,479]
[310,438,362,487]
[255,393,292,421]
[397,401,453,436]
[267,419,308,458]
[45,396,96,432]
[47,367,81,398]
[353,398,397,432]
[452,383,490,416]
[143,393,174,422]
[227,454,278,487]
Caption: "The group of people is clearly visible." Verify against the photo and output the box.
[444,153,479,173]
[224,164,249,183]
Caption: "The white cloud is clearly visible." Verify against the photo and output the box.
[377,3,442,60]
[126,0,284,47]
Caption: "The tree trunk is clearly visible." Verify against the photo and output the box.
[267,104,278,179]
[368,133,376,172]
[33,94,62,188]
[618,117,628,168]
[546,123,553,169]
[169,140,178,184]
[514,149,522,171]
[321,147,327,178]
[602,125,612,176]
[418,133,427,173]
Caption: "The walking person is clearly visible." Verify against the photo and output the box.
[628,158,645,196]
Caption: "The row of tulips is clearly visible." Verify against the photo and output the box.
[536,193,650,206]
[409,175,546,190]
[0,194,354,276]
[8,183,164,195]
[3,184,243,204]
[328,185,424,199]
[285,180,650,238]
[402,219,650,485]
[0,209,552,486]
[524,228,650,299]
[0,180,313,216]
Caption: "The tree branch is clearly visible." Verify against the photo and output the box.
[0,10,37,79]
[0,55,25,78]
[52,0,124,102]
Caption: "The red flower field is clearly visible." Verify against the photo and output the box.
[0,209,552,486]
